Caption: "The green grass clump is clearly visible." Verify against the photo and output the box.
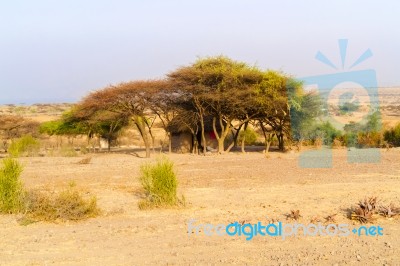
[238,128,258,145]
[0,158,25,213]
[0,157,99,223]
[139,157,184,209]
[8,135,40,157]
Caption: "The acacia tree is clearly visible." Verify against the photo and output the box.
[253,71,308,152]
[78,80,166,158]
[147,81,182,153]
[70,107,130,151]
[0,115,40,152]
[168,56,263,154]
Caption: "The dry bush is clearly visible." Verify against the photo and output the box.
[25,186,99,222]
[378,203,400,218]
[357,131,383,148]
[351,197,378,223]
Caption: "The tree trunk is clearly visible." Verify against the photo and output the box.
[241,122,249,153]
[233,124,243,148]
[199,114,206,155]
[168,133,172,154]
[134,116,151,158]
[212,116,232,154]
[278,133,284,151]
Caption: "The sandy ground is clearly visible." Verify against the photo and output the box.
[0,148,399,265]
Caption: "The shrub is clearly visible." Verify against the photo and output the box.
[25,185,99,222]
[8,135,40,157]
[384,122,400,147]
[357,131,383,148]
[139,157,183,209]
[238,128,258,145]
[0,158,25,213]
[312,122,342,146]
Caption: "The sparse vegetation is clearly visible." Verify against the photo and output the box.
[0,157,99,222]
[25,186,99,222]
[0,158,25,213]
[384,122,400,147]
[138,157,184,209]
[8,135,40,157]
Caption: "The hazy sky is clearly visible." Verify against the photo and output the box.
[0,0,399,104]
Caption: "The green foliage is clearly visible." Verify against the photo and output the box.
[238,128,258,145]
[343,111,383,148]
[339,101,359,114]
[312,122,342,146]
[289,91,323,141]
[384,122,400,147]
[139,157,182,209]
[39,117,86,137]
[0,158,24,213]
[8,135,40,157]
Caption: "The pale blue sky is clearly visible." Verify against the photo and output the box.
[0,0,399,104]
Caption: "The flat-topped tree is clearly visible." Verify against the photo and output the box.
[168,56,263,154]
[79,80,167,158]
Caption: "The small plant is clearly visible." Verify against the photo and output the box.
[286,210,301,221]
[138,157,184,209]
[8,135,40,157]
[378,203,400,218]
[0,158,25,213]
[351,197,377,223]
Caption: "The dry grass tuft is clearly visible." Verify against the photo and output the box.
[77,157,92,164]
[286,209,301,221]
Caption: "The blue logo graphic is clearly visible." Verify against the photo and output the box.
[187,219,384,241]
[291,39,381,168]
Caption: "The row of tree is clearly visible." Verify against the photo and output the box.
[40,56,320,157]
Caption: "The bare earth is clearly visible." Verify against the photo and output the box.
[0,149,399,265]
